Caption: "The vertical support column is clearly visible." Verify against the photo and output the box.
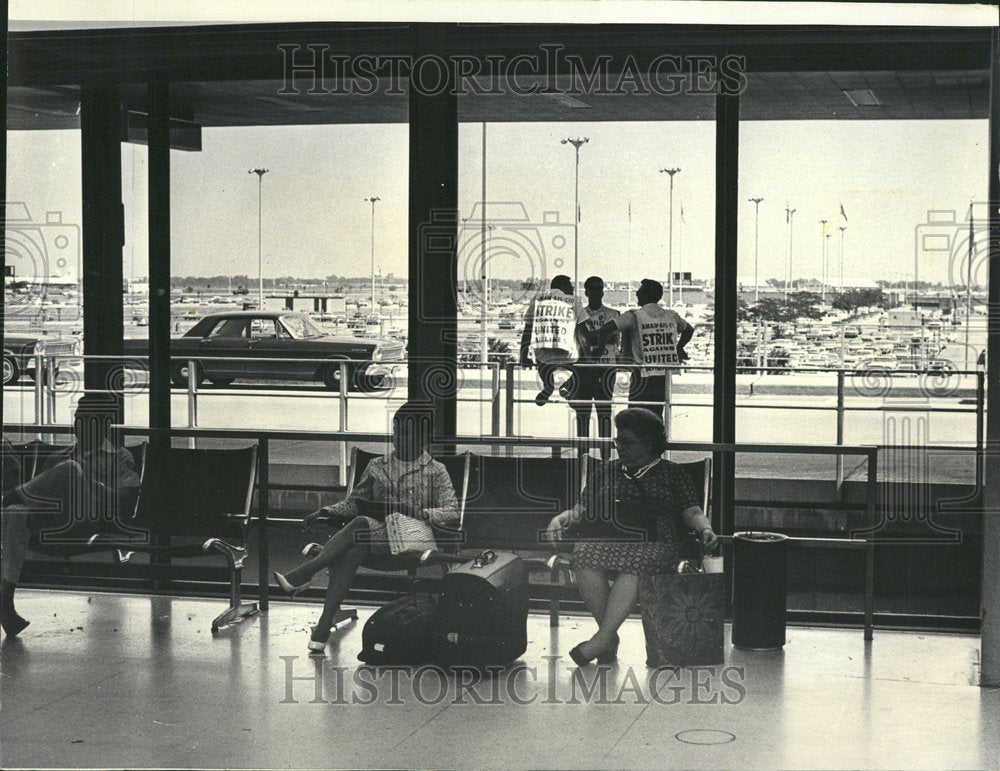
[981,26,1000,688]
[408,24,458,443]
[712,76,740,538]
[0,9,6,390]
[148,81,172,441]
[80,82,124,422]
[147,80,172,564]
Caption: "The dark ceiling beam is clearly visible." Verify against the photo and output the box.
[7,24,992,86]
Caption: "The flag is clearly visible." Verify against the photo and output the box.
[680,205,686,224]
[840,203,848,222]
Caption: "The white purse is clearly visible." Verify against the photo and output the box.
[385,512,437,555]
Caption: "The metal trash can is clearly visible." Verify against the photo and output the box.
[731,531,788,650]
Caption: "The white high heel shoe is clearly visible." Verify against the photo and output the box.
[308,627,331,653]
[273,570,311,597]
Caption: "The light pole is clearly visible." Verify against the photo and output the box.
[749,197,764,305]
[248,168,269,309]
[660,168,681,305]
[482,223,496,365]
[561,137,589,292]
[627,200,632,293]
[819,219,828,300]
[678,203,685,304]
[460,217,469,298]
[364,196,380,313]
[784,204,796,301]
[838,225,847,295]
[825,233,832,298]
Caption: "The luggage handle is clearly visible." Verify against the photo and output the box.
[472,549,496,569]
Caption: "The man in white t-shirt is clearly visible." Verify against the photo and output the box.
[519,275,581,406]
[563,276,620,454]
[595,278,693,427]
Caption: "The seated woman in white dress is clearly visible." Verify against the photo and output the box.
[273,403,458,652]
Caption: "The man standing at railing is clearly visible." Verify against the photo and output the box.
[595,278,693,430]
[563,276,620,456]
[519,275,582,407]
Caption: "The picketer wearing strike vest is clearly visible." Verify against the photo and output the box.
[519,275,582,407]
[595,278,694,427]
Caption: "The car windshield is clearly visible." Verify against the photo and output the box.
[279,314,323,339]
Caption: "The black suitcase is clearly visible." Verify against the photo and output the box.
[357,594,439,666]
[435,550,530,668]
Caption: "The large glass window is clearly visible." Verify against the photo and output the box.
[4,123,83,425]
[458,115,716,450]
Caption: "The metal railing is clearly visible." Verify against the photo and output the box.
[9,353,982,487]
[504,361,985,485]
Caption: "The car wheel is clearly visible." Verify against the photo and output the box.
[321,360,347,391]
[170,361,204,388]
[356,367,386,393]
[208,377,234,387]
[3,356,19,386]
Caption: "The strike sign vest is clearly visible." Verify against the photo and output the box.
[529,291,579,360]
[624,304,685,377]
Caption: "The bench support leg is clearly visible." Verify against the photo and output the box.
[205,543,260,633]
[332,608,359,628]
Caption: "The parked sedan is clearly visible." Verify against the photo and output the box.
[3,334,79,386]
[122,311,403,391]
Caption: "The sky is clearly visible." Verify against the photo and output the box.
[6,117,988,288]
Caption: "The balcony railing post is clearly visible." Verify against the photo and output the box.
[505,362,515,456]
[187,358,198,449]
[864,446,878,641]
[46,356,57,426]
[491,362,501,452]
[33,352,45,432]
[338,362,348,487]
[836,369,846,488]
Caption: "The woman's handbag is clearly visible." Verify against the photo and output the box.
[638,542,725,666]
[385,511,437,555]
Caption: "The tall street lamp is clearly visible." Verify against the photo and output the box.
[749,197,764,305]
[248,168,269,309]
[561,137,589,291]
[482,223,496,365]
[660,168,681,305]
[364,196,380,313]
[838,225,847,295]
[819,219,828,300]
[825,233,832,298]
[784,203,796,301]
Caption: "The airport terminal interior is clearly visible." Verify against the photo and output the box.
[3,6,1000,770]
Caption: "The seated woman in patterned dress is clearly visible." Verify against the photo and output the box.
[273,403,458,653]
[546,407,717,665]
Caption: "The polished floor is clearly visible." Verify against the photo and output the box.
[1,589,997,770]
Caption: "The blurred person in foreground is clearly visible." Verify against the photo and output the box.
[1,396,140,637]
